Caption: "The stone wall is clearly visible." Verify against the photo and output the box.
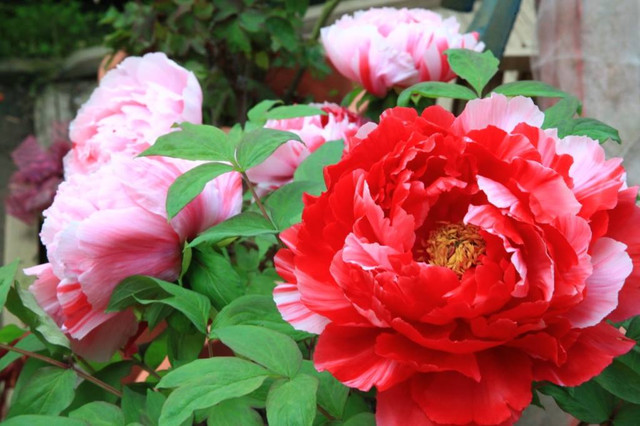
[0,47,107,269]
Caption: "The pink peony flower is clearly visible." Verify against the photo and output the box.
[26,156,242,361]
[6,135,70,224]
[321,8,484,97]
[65,52,202,175]
[274,94,639,425]
[246,102,365,195]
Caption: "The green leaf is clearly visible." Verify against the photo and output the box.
[623,316,640,341]
[397,82,477,106]
[227,21,251,54]
[236,128,302,170]
[122,386,147,425]
[0,324,26,343]
[266,374,318,426]
[167,325,205,368]
[542,96,582,129]
[2,416,87,426]
[247,100,282,123]
[343,412,377,426]
[293,140,344,186]
[300,361,348,418]
[158,357,268,389]
[341,87,365,108]
[343,393,372,419]
[8,367,77,417]
[189,211,277,247]
[10,358,48,408]
[146,389,166,426]
[614,403,640,426]
[539,380,615,424]
[66,361,132,410]
[266,181,323,229]
[69,402,124,426]
[264,105,325,120]
[166,162,235,218]
[187,246,244,310]
[491,81,570,98]
[238,10,266,32]
[180,242,192,282]
[160,376,268,426]
[0,334,44,374]
[0,260,18,309]
[558,118,622,144]
[140,123,235,162]
[445,49,499,96]
[214,325,302,378]
[212,295,310,341]
[157,358,270,426]
[595,348,640,404]
[5,286,70,352]
[108,276,210,334]
[266,17,298,51]
[206,398,263,426]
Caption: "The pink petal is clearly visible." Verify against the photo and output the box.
[454,94,544,134]
[273,283,330,334]
[26,263,63,324]
[70,310,138,362]
[565,238,632,327]
[57,207,181,311]
[555,135,625,217]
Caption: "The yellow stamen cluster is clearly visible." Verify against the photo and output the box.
[417,223,486,276]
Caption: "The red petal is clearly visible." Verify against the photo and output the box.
[411,349,532,425]
[314,324,413,391]
[533,322,634,386]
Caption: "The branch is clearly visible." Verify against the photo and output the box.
[284,0,342,102]
[0,343,122,398]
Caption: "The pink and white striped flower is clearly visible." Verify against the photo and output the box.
[321,8,484,97]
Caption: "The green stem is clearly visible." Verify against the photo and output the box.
[284,0,342,102]
[0,343,122,398]
[310,0,341,41]
[240,172,283,246]
[318,404,336,421]
[241,172,272,224]
[74,354,97,374]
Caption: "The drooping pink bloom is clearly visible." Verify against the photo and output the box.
[65,52,202,175]
[6,135,70,224]
[321,8,484,97]
[274,94,639,425]
[27,156,241,361]
[246,103,365,196]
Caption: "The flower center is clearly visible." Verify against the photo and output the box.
[416,223,486,276]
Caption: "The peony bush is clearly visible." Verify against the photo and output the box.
[0,6,637,426]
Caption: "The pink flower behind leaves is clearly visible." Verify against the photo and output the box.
[274,94,639,425]
[6,135,70,224]
[27,156,242,361]
[65,52,202,175]
[321,8,484,97]
[246,103,365,195]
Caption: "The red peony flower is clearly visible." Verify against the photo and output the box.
[274,94,640,425]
